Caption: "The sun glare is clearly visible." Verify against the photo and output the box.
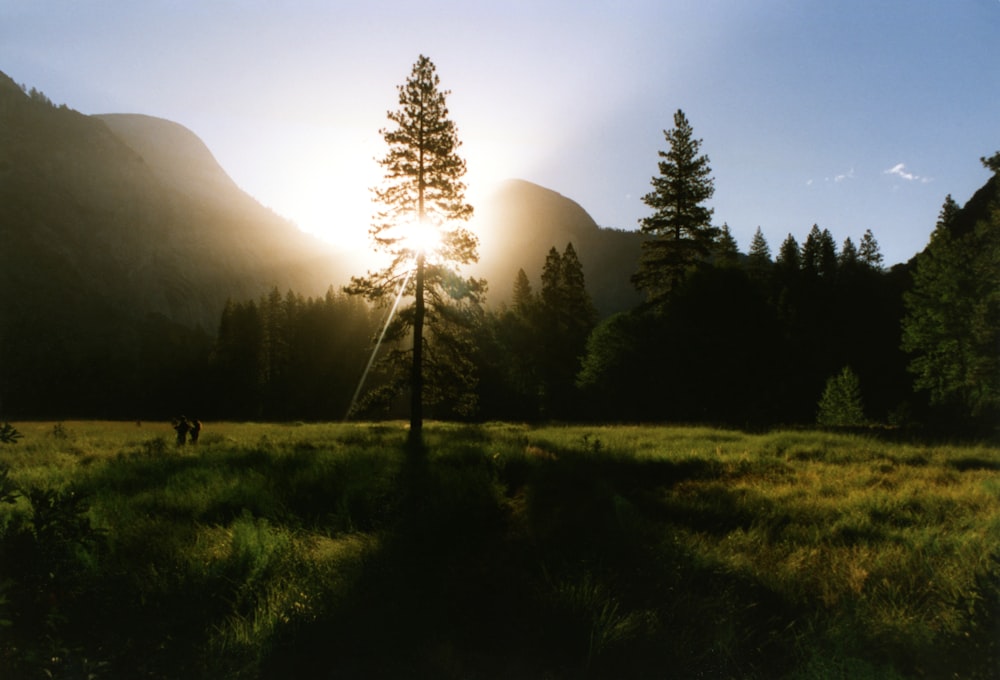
[396,219,444,260]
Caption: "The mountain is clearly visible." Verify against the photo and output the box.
[473,180,644,315]
[1,74,349,331]
[0,71,352,415]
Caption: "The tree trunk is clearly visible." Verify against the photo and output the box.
[409,252,425,444]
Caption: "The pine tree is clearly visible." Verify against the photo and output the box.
[559,243,596,328]
[839,237,859,269]
[632,109,718,306]
[512,268,534,315]
[715,223,741,267]
[345,55,483,443]
[801,225,837,277]
[817,366,865,427]
[902,189,1000,420]
[748,227,771,264]
[858,229,884,270]
[540,247,563,313]
[539,242,597,417]
[746,227,772,282]
[776,234,801,271]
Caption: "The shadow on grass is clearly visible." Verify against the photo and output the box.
[258,443,804,680]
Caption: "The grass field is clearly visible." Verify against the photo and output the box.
[1,420,998,679]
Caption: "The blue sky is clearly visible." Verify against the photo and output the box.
[2,0,998,265]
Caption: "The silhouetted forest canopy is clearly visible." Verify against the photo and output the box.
[200,172,997,433]
[194,122,999,434]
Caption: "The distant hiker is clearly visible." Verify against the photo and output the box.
[189,419,202,445]
[173,416,190,446]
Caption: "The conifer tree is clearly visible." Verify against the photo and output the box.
[839,237,859,269]
[902,188,1000,420]
[558,243,596,328]
[748,227,771,264]
[512,268,534,316]
[715,223,741,267]
[858,229,884,270]
[802,225,837,277]
[746,227,772,281]
[539,242,597,417]
[817,366,865,427]
[346,55,483,442]
[776,234,801,271]
[632,109,717,306]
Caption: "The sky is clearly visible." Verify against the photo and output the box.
[2,0,998,266]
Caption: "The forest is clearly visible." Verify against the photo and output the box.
[203,187,996,434]
[162,79,1000,436]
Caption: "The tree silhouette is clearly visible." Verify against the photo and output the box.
[801,225,837,278]
[776,234,801,272]
[747,227,772,282]
[345,55,483,443]
[714,223,740,267]
[539,243,597,417]
[858,229,884,271]
[902,186,1000,422]
[632,109,718,306]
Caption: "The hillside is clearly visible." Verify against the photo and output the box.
[0,76,350,332]
[0,71,354,416]
[474,180,644,315]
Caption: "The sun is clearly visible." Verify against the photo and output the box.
[395,219,444,260]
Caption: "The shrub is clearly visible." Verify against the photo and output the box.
[817,366,866,427]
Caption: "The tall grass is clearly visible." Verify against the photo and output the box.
[0,420,997,678]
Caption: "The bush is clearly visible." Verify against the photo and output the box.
[817,366,866,427]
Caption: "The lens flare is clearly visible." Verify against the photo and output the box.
[344,268,414,421]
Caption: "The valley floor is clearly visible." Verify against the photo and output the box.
[1,421,998,678]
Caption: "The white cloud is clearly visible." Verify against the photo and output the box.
[884,163,931,183]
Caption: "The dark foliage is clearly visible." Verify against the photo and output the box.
[208,287,380,420]
[902,163,1000,429]
[0,422,22,444]
[0,466,108,677]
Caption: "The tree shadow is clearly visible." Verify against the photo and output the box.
[259,441,807,679]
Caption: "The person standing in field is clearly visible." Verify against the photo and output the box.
[189,419,202,445]
[173,416,190,446]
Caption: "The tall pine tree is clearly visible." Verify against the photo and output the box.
[858,229,884,271]
[902,183,1000,423]
[632,109,718,306]
[346,55,483,442]
[539,243,597,418]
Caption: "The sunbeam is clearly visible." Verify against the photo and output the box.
[344,267,414,421]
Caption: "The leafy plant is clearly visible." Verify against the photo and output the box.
[0,422,22,444]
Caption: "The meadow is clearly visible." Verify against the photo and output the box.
[1,420,998,679]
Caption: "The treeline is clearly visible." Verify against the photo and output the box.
[572,225,911,426]
[207,288,379,420]
[195,227,901,427]
[194,189,998,432]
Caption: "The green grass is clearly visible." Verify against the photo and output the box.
[1,421,998,679]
